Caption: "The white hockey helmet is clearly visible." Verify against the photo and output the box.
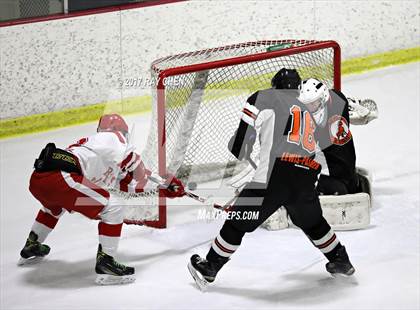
[297,78,330,125]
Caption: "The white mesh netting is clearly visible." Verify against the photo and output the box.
[127,40,339,227]
[115,189,161,226]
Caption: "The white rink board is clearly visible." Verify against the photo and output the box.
[0,63,419,309]
[1,1,418,119]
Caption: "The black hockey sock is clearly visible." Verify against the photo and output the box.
[206,222,245,263]
[303,218,342,261]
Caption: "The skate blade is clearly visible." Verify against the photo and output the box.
[329,267,355,278]
[95,274,136,285]
[17,256,44,266]
[187,262,210,291]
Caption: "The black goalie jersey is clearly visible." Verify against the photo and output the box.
[315,90,357,192]
[229,88,321,184]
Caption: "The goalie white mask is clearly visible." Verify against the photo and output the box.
[297,78,330,126]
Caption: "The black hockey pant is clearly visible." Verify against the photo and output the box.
[218,162,332,248]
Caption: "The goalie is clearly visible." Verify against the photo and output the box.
[18,114,185,285]
[228,69,377,230]
[263,70,378,230]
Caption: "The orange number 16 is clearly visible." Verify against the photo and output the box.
[287,105,316,153]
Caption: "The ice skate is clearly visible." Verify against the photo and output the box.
[326,246,355,276]
[188,254,227,291]
[95,245,135,285]
[18,231,50,266]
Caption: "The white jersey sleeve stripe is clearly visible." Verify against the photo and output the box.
[241,102,260,127]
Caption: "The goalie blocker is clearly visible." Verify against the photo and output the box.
[262,168,372,231]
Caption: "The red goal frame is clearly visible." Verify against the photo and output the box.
[152,40,341,228]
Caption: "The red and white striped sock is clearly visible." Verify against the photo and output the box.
[98,222,122,257]
[31,208,64,243]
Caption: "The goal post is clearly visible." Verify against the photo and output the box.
[124,40,341,228]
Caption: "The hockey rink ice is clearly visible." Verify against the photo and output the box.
[1,63,419,310]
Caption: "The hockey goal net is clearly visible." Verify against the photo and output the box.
[123,40,341,228]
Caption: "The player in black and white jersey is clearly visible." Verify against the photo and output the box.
[187,69,355,289]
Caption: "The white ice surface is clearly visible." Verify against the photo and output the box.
[1,63,419,310]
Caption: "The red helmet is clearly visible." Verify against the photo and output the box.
[97,114,129,136]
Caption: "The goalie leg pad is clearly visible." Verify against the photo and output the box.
[260,206,288,230]
[356,167,372,198]
[320,193,371,230]
[227,161,258,190]
[262,193,371,231]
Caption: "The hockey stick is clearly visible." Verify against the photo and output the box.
[184,191,237,211]
[147,175,235,211]
[246,157,257,170]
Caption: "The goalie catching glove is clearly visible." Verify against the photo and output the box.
[161,173,185,198]
[347,97,378,125]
